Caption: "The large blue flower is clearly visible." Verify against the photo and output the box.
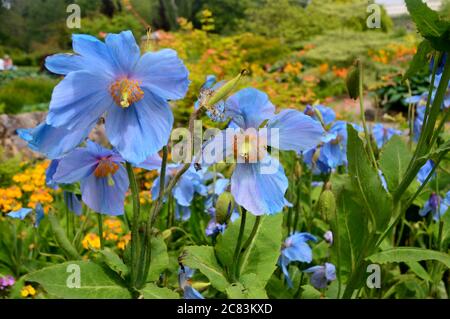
[203,88,327,215]
[371,123,403,149]
[44,31,189,164]
[52,141,129,215]
[278,232,317,287]
[419,191,450,221]
[304,262,336,289]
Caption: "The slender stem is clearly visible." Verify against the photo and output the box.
[235,215,261,279]
[126,162,141,288]
[232,208,247,281]
[358,61,378,171]
[65,204,70,239]
[97,213,104,250]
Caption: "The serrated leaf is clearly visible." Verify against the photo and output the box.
[147,234,169,282]
[347,125,392,231]
[403,40,432,81]
[181,245,229,292]
[98,248,129,280]
[24,261,132,298]
[140,283,179,299]
[379,135,413,192]
[367,248,450,268]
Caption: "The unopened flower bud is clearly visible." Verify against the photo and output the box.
[215,191,235,224]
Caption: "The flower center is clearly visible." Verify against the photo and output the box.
[233,133,267,163]
[94,158,119,179]
[110,78,144,108]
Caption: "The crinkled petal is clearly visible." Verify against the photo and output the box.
[17,121,93,159]
[105,31,140,76]
[135,49,190,100]
[267,109,326,152]
[105,91,173,164]
[231,156,288,215]
[80,165,129,215]
[46,70,114,130]
[225,88,275,129]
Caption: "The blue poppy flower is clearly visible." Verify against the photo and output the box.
[371,123,403,149]
[45,31,189,164]
[17,122,93,160]
[417,160,435,185]
[137,154,207,216]
[52,141,129,215]
[304,104,336,125]
[203,88,327,215]
[304,262,336,289]
[419,191,450,221]
[278,232,317,288]
[319,121,351,169]
[178,266,204,299]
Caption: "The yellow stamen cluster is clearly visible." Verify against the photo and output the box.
[94,159,119,179]
[233,133,267,163]
[110,78,144,108]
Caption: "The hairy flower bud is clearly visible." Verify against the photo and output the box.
[215,191,235,224]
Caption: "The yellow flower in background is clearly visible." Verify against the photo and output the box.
[0,186,23,212]
[82,233,101,250]
[117,233,131,250]
[104,218,123,234]
[20,285,36,298]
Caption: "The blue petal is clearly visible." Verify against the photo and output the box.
[175,204,191,221]
[7,208,32,220]
[53,147,99,184]
[173,174,196,206]
[46,70,114,130]
[225,88,275,129]
[64,191,83,216]
[183,286,204,299]
[417,160,434,184]
[214,178,229,195]
[17,121,92,159]
[105,91,173,164]
[71,34,117,77]
[267,109,326,152]
[134,49,190,100]
[316,105,336,125]
[419,201,432,217]
[105,31,141,75]
[283,242,314,263]
[324,263,337,281]
[45,53,84,75]
[231,156,288,215]
[46,159,60,188]
[34,203,45,227]
[80,164,129,215]
[136,153,162,171]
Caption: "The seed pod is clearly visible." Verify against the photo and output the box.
[205,70,248,109]
[215,191,235,224]
[318,189,336,222]
[346,60,360,100]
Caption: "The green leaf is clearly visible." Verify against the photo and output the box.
[140,283,179,299]
[181,245,229,292]
[48,213,81,261]
[406,261,432,282]
[216,214,283,285]
[226,273,268,299]
[347,125,392,231]
[24,261,132,298]
[147,234,169,282]
[98,248,129,280]
[405,0,450,51]
[367,248,450,268]
[379,135,413,192]
[301,285,322,299]
[403,40,432,81]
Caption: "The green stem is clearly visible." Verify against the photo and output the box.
[126,162,141,288]
[236,215,261,278]
[232,208,247,281]
[97,213,104,250]
[358,61,378,171]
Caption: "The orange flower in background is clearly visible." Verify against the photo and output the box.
[319,63,329,75]
[0,186,22,212]
[332,66,349,79]
[117,233,131,250]
[284,62,303,76]
[82,233,101,250]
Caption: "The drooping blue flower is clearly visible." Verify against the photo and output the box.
[7,208,32,220]
[304,104,336,125]
[44,31,189,164]
[419,191,450,221]
[17,122,93,160]
[371,123,403,149]
[278,232,317,288]
[137,154,207,218]
[417,160,435,185]
[178,266,204,299]
[203,88,327,215]
[52,140,129,215]
[318,121,352,169]
[304,262,336,289]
